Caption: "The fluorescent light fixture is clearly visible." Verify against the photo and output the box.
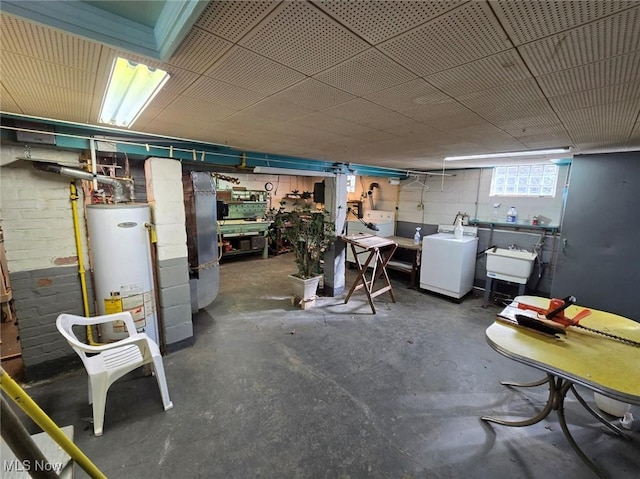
[253,166,335,177]
[444,147,571,161]
[99,57,170,128]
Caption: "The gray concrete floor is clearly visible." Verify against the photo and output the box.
[13,254,640,478]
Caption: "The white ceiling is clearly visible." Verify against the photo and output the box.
[1,1,639,171]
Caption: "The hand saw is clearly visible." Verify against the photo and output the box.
[515,296,640,347]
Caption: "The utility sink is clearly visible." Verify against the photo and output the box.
[485,248,537,284]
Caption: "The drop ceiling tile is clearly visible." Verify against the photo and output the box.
[0,14,101,70]
[356,111,416,131]
[517,132,574,149]
[557,100,640,141]
[166,27,232,73]
[161,96,235,124]
[519,7,640,75]
[2,76,92,123]
[195,0,279,42]
[238,1,369,75]
[378,1,513,76]
[364,78,450,111]
[182,76,265,110]
[457,78,548,119]
[315,0,465,44]
[401,100,486,129]
[383,123,449,139]
[498,114,567,136]
[240,98,314,122]
[314,48,417,96]
[294,112,375,137]
[549,81,640,112]
[271,78,356,110]
[493,0,638,45]
[351,130,401,144]
[142,117,204,140]
[537,51,640,96]
[425,49,532,97]
[0,82,20,113]
[204,46,305,95]
[1,51,94,92]
[322,98,397,123]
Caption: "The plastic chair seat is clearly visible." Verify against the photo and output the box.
[56,312,173,436]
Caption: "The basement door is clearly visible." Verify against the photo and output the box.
[550,152,640,321]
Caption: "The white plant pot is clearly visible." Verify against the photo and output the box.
[288,274,322,302]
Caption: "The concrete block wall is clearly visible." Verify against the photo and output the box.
[145,158,193,350]
[0,147,92,379]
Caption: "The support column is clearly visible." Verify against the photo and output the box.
[323,174,347,296]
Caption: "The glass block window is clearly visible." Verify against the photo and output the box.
[490,164,558,197]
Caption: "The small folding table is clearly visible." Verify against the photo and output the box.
[340,234,398,314]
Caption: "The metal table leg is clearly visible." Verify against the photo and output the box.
[481,374,557,427]
[483,374,625,478]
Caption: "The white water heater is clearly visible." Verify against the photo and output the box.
[87,204,158,344]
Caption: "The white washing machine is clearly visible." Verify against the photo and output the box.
[346,210,395,264]
[420,225,478,299]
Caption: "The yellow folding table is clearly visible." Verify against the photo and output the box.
[482,295,640,478]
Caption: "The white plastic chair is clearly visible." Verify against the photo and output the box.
[56,312,173,436]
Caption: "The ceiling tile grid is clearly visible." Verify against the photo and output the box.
[314,0,465,45]
[536,51,640,97]
[549,81,640,112]
[270,78,356,110]
[313,48,417,96]
[2,1,640,170]
[424,49,532,97]
[204,46,306,95]
[355,111,416,131]
[181,76,265,111]
[293,111,376,137]
[240,97,315,122]
[238,1,369,75]
[518,6,640,76]
[557,100,640,138]
[2,76,92,123]
[0,14,101,70]
[364,78,450,111]
[0,83,20,113]
[321,98,397,123]
[165,27,232,73]
[378,1,513,76]
[194,0,280,43]
[493,0,639,45]
[518,131,574,150]
[0,51,95,93]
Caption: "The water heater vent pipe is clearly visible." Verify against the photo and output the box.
[32,161,129,203]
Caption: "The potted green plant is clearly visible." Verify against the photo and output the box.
[277,200,336,304]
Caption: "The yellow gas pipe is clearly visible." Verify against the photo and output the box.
[1,368,107,479]
[69,182,97,344]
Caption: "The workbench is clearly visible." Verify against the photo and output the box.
[384,236,421,289]
[218,220,271,259]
